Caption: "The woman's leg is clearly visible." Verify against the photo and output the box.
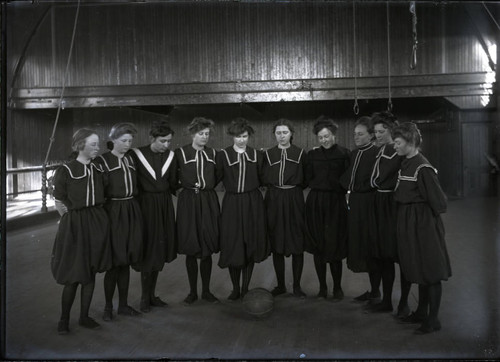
[79,276,100,329]
[241,262,254,298]
[314,254,327,298]
[330,260,344,301]
[200,256,218,303]
[228,267,242,300]
[116,265,140,315]
[184,255,199,304]
[271,253,286,296]
[292,254,306,297]
[103,267,118,320]
[58,282,78,334]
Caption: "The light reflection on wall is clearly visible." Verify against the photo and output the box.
[480,43,496,107]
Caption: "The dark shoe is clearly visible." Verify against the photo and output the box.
[241,288,249,299]
[150,296,168,307]
[370,302,393,313]
[201,291,220,303]
[293,287,306,298]
[414,320,441,335]
[399,312,428,324]
[102,307,113,321]
[227,290,240,301]
[78,317,101,330]
[332,288,344,302]
[57,320,69,335]
[353,291,370,302]
[271,286,287,297]
[117,305,141,316]
[183,293,198,305]
[396,304,411,319]
[140,299,151,313]
[317,289,328,299]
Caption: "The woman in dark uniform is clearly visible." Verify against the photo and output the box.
[216,117,270,300]
[305,116,350,300]
[175,117,220,305]
[95,123,143,321]
[51,129,111,334]
[368,112,410,316]
[131,120,178,313]
[393,122,451,334]
[263,119,307,298]
[340,116,380,302]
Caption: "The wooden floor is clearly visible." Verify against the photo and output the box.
[3,197,499,360]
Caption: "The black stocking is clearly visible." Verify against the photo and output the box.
[80,277,95,320]
[141,272,151,304]
[186,256,199,295]
[381,260,395,306]
[149,270,159,299]
[292,254,304,289]
[60,282,78,321]
[273,253,285,288]
[200,256,212,293]
[415,284,430,317]
[330,260,343,291]
[314,254,327,292]
[427,282,442,324]
[117,265,131,308]
[398,267,411,309]
[229,267,241,292]
[104,267,118,309]
[241,262,254,295]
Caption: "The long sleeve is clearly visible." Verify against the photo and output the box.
[52,166,70,208]
[418,167,447,215]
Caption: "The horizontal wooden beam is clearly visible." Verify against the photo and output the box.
[9,72,494,109]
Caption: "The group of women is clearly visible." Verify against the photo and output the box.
[50,113,451,337]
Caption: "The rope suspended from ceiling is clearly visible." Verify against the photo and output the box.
[386,1,393,113]
[41,0,81,212]
[409,1,418,70]
[352,1,359,115]
[43,0,81,165]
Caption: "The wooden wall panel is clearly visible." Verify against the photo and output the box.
[9,2,491,90]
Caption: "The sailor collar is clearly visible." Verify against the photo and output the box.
[180,146,216,164]
[62,159,104,179]
[222,146,258,166]
[98,152,135,172]
[265,145,303,166]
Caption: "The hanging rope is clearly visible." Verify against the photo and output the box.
[41,0,81,212]
[482,2,500,32]
[352,1,359,115]
[409,1,418,70]
[386,1,393,113]
[43,0,81,165]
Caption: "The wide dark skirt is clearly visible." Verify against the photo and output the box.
[265,186,305,256]
[51,206,112,285]
[218,189,270,268]
[397,203,452,284]
[137,192,177,272]
[304,190,348,262]
[177,188,220,258]
[372,191,398,261]
[346,192,377,273]
[104,198,143,270]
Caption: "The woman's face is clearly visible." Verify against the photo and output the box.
[354,124,372,147]
[80,134,100,159]
[233,131,249,149]
[112,133,134,155]
[394,137,415,157]
[192,128,210,148]
[317,127,336,149]
[274,125,292,147]
[150,134,173,153]
[374,123,392,146]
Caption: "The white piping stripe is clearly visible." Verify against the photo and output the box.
[161,151,175,177]
[132,148,156,180]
